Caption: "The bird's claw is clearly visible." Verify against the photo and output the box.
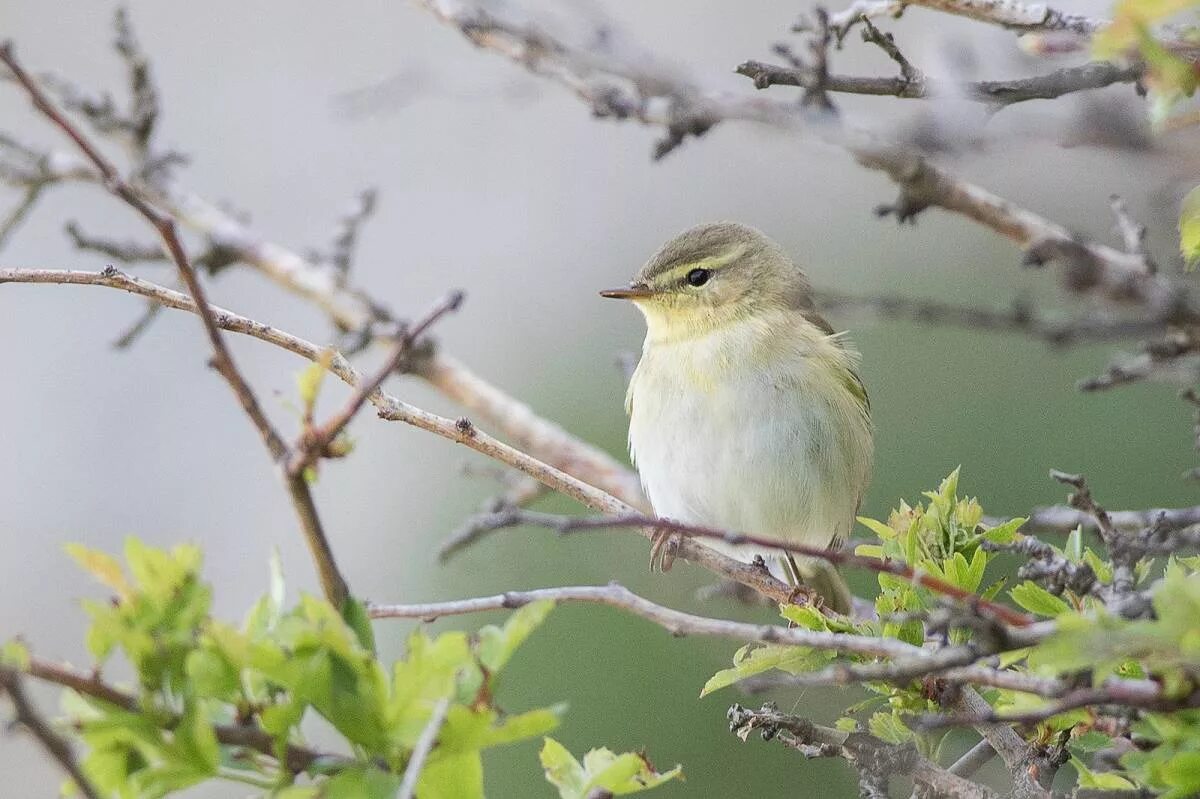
[648,528,680,573]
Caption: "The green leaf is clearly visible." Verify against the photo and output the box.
[342,597,377,655]
[1181,185,1200,270]
[322,765,402,799]
[540,738,681,799]
[701,643,833,696]
[1,639,30,670]
[868,712,913,745]
[65,544,131,599]
[418,752,484,799]
[477,599,555,675]
[1010,581,1072,617]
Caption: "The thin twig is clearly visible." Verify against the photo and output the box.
[287,289,465,477]
[0,667,102,799]
[398,696,450,799]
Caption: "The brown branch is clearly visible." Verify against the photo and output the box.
[736,59,1142,108]
[0,43,354,610]
[434,507,1036,628]
[0,667,101,799]
[0,266,791,603]
[727,702,1002,799]
[22,657,343,774]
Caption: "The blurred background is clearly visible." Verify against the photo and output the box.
[2,0,1198,795]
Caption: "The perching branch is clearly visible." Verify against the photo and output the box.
[433,507,1036,628]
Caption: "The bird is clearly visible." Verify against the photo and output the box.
[600,221,874,614]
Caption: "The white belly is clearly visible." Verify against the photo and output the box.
[627,333,869,561]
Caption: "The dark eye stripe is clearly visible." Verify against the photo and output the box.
[685,268,710,287]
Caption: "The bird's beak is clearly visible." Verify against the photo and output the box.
[599,284,654,300]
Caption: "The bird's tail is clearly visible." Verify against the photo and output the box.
[784,555,853,616]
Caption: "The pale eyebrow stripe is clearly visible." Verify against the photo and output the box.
[656,244,746,286]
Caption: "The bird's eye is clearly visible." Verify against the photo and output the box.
[685,268,711,287]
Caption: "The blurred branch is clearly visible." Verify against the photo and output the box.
[816,290,1163,346]
[0,41,355,612]
[823,0,1107,42]
[737,58,1142,108]
[0,667,101,799]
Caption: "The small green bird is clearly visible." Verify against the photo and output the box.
[601,222,873,613]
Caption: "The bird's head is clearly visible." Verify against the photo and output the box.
[601,221,819,341]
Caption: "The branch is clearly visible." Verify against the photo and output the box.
[737,58,1142,108]
[0,266,792,603]
[815,289,1163,346]
[370,583,939,660]
[434,507,1036,628]
[825,0,1107,43]
[22,656,344,774]
[0,42,355,611]
[0,667,101,799]
[727,702,1002,799]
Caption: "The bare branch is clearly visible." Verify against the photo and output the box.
[371,583,935,660]
[21,656,344,774]
[727,702,1002,799]
[736,59,1142,108]
[816,289,1163,346]
[433,507,1036,628]
[0,667,101,799]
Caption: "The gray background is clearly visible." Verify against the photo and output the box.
[2,0,1197,795]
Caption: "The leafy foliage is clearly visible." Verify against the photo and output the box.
[17,540,678,798]
[704,471,1200,793]
[540,738,681,798]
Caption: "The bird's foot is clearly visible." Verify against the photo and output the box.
[648,527,680,573]
[784,584,823,611]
